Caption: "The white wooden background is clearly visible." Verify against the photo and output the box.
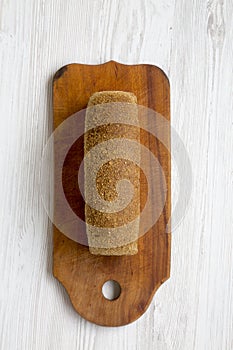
[0,0,233,349]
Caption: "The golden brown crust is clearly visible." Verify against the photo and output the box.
[84,91,139,255]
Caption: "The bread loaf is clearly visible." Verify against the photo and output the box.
[84,91,140,255]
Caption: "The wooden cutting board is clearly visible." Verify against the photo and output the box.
[52,61,171,326]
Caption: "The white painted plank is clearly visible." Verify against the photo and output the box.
[0,0,232,349]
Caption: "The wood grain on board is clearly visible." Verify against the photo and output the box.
[53,61,170,326]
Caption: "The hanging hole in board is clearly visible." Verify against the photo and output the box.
[102,280,121,300]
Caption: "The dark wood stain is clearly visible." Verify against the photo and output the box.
[53,65,68,81]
